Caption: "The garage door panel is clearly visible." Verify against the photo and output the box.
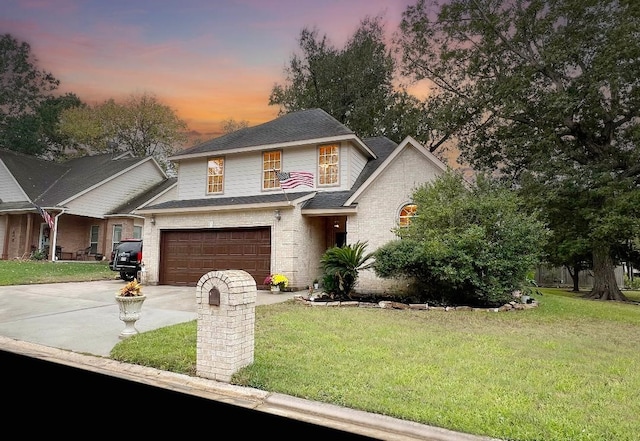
[160,228,271,287]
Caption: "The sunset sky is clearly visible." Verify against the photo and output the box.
[2,0,424,141]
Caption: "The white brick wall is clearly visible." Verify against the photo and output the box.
[142,206,322,290]
[195,270,256,382]
[346,145,444,294]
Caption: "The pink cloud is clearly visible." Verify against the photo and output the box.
[3,0,420,138]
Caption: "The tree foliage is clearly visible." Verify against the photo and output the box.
[3,93,83,158]
[395,0,640,300]
[221,118,249,134]
[0,33,62,154]
[374,170,548,307]
[270,15,430,145]
[59,92,188,171]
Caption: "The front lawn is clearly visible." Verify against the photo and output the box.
[0,260,115,285]
[111,287,640,441]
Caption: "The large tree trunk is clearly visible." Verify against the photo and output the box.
[585,244,628,301]
[570,264,580,292]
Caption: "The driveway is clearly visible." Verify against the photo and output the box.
[0,279,296,357]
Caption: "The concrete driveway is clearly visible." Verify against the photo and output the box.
[0,279,296,357]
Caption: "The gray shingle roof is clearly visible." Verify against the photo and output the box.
[39,153,146,205]
[0,149,67,202]
[143,191,315,211]
[0,149,163,211]
[174,108,354,157]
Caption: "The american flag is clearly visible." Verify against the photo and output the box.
[276,171,315,189]
[35,205,54,229]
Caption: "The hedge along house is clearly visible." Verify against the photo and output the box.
[0,149,175,262]
[137,108,448,293]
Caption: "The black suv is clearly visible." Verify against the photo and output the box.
[109,239,143,281]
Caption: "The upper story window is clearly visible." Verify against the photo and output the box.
[319,144,339,185]
[399,204,417,227]
[207,157,224,194]
[263,151,281,189]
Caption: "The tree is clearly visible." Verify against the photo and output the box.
[374,170,548,307]
[270,15,430,145]
[2,93,83,158]
[395,0,640,301]
[59,92,188,172]
[221,118,249,134]
[0,33,60,153]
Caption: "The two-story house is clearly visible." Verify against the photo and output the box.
[137,108,447,293]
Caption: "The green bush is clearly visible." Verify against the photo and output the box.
[374,171,549,307]
[624,274,640,290]
[30,249,47,260]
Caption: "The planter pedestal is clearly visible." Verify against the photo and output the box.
[115,295,146,338]
[270,285,280,292]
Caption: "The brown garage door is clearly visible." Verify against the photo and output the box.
[159,227,271,287]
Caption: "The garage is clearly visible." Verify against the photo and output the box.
[159,227,271,287]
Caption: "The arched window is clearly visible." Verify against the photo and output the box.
[399,204,417,227]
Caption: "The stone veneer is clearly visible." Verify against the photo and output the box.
[293,295,539,312]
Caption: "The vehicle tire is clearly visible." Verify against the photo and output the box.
[120,271,135,282]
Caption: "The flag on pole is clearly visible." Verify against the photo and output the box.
[35,205,54,229]
[276,171,314,189]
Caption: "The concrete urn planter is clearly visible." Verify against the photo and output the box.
[115,295,146,338]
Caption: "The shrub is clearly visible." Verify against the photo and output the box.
[624,274,640,290]
[374,171,548,307]
[30,249,46,260]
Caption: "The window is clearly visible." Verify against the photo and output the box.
[319,144,339,185]
[399,204,417,227]
[207,157,224,194]
[263,151,281,189]
[112,224,122,252]
[90,225,99,254]
[133,225,142,239]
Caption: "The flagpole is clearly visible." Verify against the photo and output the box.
[274,169,290,204]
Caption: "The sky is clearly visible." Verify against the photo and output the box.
[2,0,421,141]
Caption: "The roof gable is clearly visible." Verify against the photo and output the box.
[48,154,158,206]
[0,149,166,209]
[345,136,447,206]
[110,177,177,215]
[0,149,68,201]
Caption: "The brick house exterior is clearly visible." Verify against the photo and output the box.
[137,109,447,294]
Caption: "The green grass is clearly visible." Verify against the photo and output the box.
[0,260,115,285]
[110,288,640,441]
[5,260,639,440]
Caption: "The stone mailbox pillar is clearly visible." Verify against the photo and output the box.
[195,270,257,382]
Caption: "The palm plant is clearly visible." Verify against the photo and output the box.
[320,241,375,299]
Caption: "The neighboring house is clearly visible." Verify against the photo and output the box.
[0,149,176,262]
[137,108,448,293]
